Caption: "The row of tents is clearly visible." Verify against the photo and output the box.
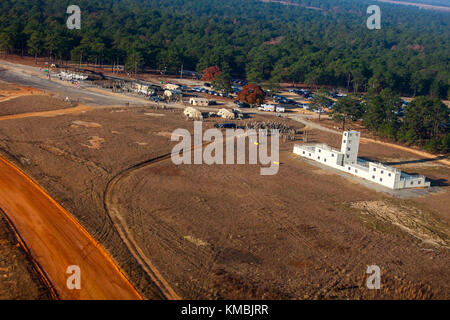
[184,107,242,121]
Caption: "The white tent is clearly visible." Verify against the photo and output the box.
[184,107,203,120]
[217,108,235,120]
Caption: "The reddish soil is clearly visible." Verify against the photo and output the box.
[0,156,142,299]
[0,83,447,300]
[0,95,74,117]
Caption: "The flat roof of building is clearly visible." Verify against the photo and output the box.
[295,143,341,153]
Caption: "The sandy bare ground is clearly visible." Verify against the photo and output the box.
[116,150,449,299]
[0,156,142,299]
[0,82,44,103]
[0,105,93,121]
[0,95,75,117]
[351,201,449,249]
[104,152,182,300]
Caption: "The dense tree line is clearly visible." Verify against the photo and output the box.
[0,0,448,99]
[332,90,449,153]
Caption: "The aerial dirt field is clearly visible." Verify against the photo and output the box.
[0,81,44,103]
[115,145,449,299]
[0,106,193,299]
[0,95,74,117]
[0,84,448,299]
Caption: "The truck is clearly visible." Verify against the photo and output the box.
[258,104,276,112]
[275,106,285,113]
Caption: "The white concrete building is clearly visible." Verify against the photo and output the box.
[293,130,430,189]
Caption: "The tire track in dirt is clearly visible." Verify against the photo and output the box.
[103,152,183,300]
[103,135,245,300]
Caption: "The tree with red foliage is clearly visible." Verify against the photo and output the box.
[201,66,221,82]
[237,84,265,106]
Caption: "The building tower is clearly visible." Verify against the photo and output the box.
[341,130,360,164]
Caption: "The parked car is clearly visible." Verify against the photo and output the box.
[215,123,236,129]
[237,102,250,108]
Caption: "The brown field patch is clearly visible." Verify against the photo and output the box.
[351,200,450,248]
[72,120,102,128]
[0,82,44,103]
[0,99,448,299]
[145,113,166,117]
[0,95,72,116]
[82,136,105,149]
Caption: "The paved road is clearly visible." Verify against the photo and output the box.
[0,156,142,300]
[0,60,142,106]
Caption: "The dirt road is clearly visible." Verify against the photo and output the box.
[0,156,142,300]
[0,105,93,121]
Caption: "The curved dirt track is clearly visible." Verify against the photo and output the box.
[0,156,142,300]
[104,140,220,300]
[104,153,181,300]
